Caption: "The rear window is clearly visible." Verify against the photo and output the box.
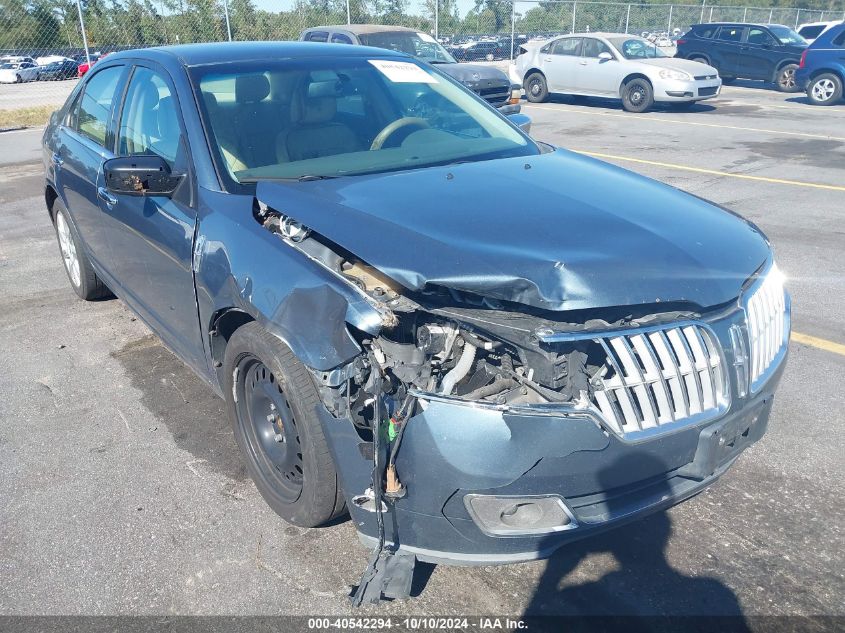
[693,25,718,39]
[717,27,743,42]
[798,25,825,40]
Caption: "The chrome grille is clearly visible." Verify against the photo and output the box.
[746,269,787,391]
[591,325,726,437]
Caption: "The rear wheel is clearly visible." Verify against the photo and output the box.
[622,78,654,113]
[224,322,345,527]
[524,72,549,103]
[52,201,111,300]
[806,73,843,105]
[775,64,800,92]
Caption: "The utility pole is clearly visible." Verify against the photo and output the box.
[222,0,232,41]
[75,0,90,65]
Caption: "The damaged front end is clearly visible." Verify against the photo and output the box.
[255,194,789,604]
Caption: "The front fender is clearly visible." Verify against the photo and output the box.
[194,189,383,389]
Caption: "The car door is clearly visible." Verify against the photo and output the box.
[103,62,207,373]
[574,37,624,96]
[54,64,127,271]
[742,27,779,80]
[542,37,583,92]
[713,26,746,76]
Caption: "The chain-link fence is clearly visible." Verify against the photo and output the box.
[1,0,844,112]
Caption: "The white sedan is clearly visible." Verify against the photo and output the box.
[511,33,721,112]
[0,61,42,83]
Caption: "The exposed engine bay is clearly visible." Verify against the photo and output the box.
[256,199,700,419]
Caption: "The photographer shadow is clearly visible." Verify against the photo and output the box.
[523,453,750,630]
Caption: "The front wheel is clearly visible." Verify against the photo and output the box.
[224,322,345,527]
[622,78,654,113]
[15,74,22,83]
[806,73,843,105]
[524,72,549,103]
[775,64,800,93]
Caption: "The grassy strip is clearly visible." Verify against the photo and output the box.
[0,105,56,129]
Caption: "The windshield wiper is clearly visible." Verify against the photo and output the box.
[296,174,337,182]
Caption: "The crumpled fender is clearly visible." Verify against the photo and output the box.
[193,190,383,378]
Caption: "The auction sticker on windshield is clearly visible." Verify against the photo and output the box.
[368,59,439,83]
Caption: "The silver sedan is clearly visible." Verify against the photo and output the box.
[511,33,722,112]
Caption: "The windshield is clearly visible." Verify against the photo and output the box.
[608,37,669,59]
[192,57,535,184]
[768,25,807,45]
[357,31,456,64]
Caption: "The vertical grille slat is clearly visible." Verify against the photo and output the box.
[632,333,674,423]
[746,267,788,392]
[592,324,726,438]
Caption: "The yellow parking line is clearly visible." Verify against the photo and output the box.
[792,332,845,357]
[572,150,845,192]
[524,104,845,142]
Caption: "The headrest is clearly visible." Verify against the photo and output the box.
[292,95,337,125]
[156,96,179,140]
[138,82,159,110]
[235,74,270,104]
[202,91,218,110]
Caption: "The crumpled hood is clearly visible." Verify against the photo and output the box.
[256,149,770,312]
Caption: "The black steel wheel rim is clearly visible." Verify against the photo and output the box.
[630,86,644,104]
[237,357,303,501]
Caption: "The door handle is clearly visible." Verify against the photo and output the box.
[543,57,552,62]
[97,187,117,209]
[580,61,587,65]
[51,153,63,166]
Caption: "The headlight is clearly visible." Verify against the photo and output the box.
[659,69,692,81]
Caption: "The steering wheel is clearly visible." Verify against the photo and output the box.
[369,117,430,150]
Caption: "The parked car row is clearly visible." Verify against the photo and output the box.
[0,52,106,83]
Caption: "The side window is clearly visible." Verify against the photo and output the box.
[717,27,744,43]
[118,67,182,167]
[833,30,845,47]
[552,38,582,56]
[305,31,329,43]
[331,33,352,44]
[695,25,718,39]
[75,65,123,147]
[747,28,776,46]
[582,38,611,58]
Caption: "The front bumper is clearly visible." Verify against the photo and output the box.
[319,352,785,565]
[655,77,722,102]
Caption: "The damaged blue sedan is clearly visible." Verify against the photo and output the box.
[43,42,789,603]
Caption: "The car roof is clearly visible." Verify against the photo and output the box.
[102,41,410,67]
[304,24,419,35]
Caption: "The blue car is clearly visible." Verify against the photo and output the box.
[43,42,789,601]
[796,22,845,105]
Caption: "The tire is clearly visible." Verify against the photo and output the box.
[775,64,800,93]
[52,200,111,301]
[524,72,549,103]
[622,78,654,113]
[806,73,843,106]
[224,322,345,527]
[15,74,21,83]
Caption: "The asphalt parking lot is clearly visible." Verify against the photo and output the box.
[0,78,77,112]
[1,83,843,624]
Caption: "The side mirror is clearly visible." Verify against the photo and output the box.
[598,52,614,62]
[104,155,183,197]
